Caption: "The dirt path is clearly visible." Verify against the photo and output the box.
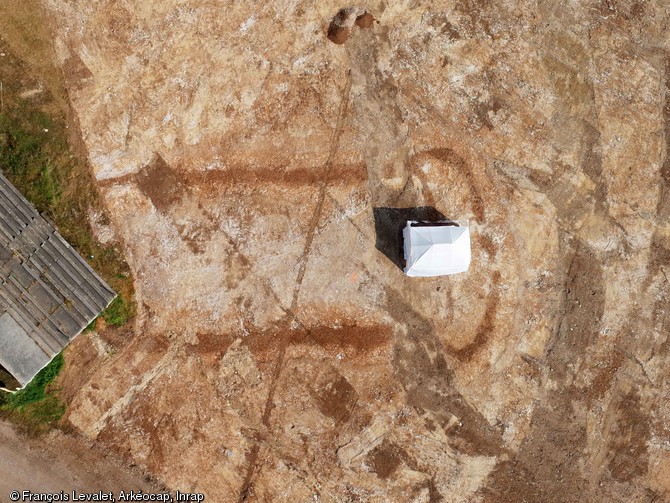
[0,421,161,503]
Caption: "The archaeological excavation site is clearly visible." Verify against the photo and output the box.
[0,0,669,501]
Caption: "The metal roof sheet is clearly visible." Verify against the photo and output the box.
[0,172,116,386]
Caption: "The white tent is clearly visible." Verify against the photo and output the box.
[403,221,471,277]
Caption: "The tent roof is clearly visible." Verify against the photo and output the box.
[403,222,471,277]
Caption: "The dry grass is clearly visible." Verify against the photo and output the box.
[0,0,68,113]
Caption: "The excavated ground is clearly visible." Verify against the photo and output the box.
[35,0,670,501]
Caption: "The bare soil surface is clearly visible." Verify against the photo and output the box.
[0,421,161,502]
[8,0,670,501]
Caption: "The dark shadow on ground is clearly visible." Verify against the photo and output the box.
[373,207,449,270]
[0,364,20,391]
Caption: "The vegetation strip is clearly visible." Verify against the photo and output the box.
[0,2,135,431]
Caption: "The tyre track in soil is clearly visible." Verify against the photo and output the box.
[237,70,353,502]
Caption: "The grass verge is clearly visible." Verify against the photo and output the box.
[0,1,136,429]
[0,355,66,435]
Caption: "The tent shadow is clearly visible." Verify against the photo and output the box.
[373,207,453,270]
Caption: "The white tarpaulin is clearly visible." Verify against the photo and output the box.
[403,221,471,277]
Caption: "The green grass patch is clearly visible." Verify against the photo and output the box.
[5,353,63,407]
[83,318,98,333]
[1,354,66,434]
[0,114,61,211]
[102,295,135,327]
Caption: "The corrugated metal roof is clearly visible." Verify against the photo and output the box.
[0,172,116,386]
